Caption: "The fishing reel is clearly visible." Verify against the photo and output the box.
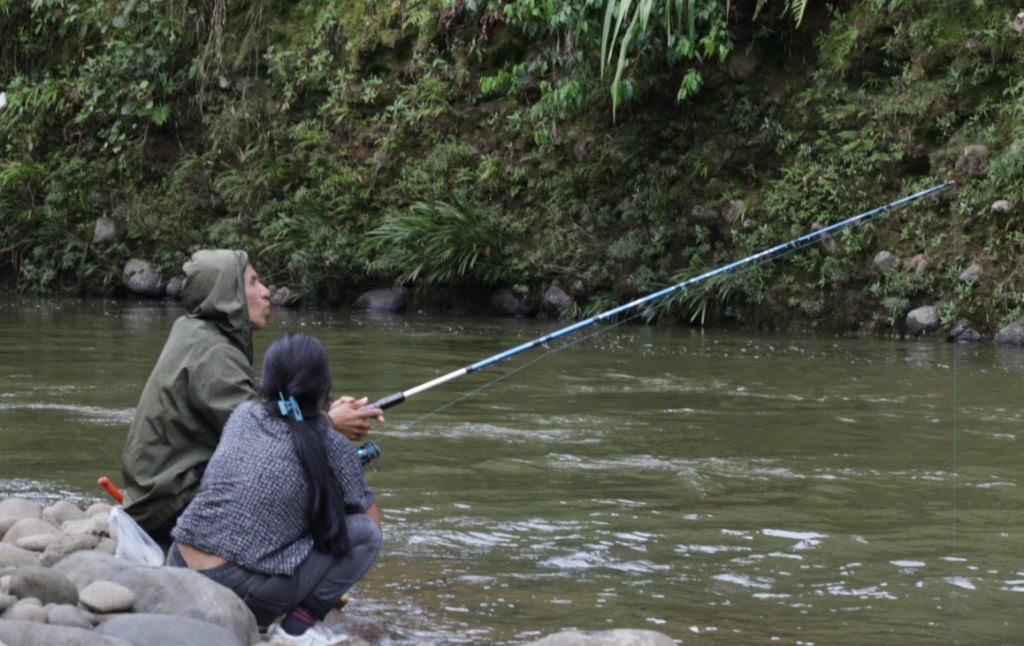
[357,441,381,467]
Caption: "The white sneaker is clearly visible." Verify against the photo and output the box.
[267,622,343,646]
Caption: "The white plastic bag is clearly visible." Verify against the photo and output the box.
[109,506,165,566]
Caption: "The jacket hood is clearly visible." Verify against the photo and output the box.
[181,249,253,362]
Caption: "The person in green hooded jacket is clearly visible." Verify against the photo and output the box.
[120,249,384,544]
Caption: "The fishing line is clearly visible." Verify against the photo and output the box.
[370,310,644,449]
[371,216,858,440]
[367,183,953,415]
[950,190,960,638]
[374,218,850,441]
[357,183,953,463]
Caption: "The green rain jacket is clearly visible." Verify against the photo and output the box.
[121,249,258,532]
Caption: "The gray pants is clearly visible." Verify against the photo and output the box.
[168,514,381,626]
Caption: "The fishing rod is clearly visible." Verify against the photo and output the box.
[369,182,953,412]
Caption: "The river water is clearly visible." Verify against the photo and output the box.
[0,297,1021,644]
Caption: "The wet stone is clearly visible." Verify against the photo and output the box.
[80,580,135,614]
[8,564,79,605]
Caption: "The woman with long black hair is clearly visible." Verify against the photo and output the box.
[168,333,382,646]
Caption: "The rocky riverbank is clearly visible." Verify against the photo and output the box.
[0,497,673,646]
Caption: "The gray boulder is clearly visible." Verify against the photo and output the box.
[95,613,245,646]
[3,518,60,546]
[948,319,982,343]
[93,217,119,246]
[61,513,108,537]
[0,543,40,568]
[42,501,86,527]
[873,250,900,273]
[85,503,114,517]
[7,564,79,605]
[45,602,97,629]
[79,580,135,613]
[16,532,56,552]
[956,144,989,178]
[991,199,1013,216]
[996,320,1024,346]
[352,288,406,313]
[689,204,718,225]
[906,305,940,336]
[123,259,163,298]
[904,253,929,275]
[490,287,535,318]
[3,598,47,622]
[52,551,258,645]
[271,286,301,308]
[0,620,132,646]
[40,533,102,566]
[958,261,982,284]
[164,275,185,300]
[0,499,42,536]
[721,199,746,222]
[542,283,573,319]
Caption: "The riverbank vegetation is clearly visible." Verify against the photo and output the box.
[1,1,1022,335]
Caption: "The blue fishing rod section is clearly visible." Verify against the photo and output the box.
[370,182,954,411]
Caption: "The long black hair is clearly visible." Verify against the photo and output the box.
[260,332,349,556]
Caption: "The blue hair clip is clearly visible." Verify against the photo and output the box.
[277,392,304,421]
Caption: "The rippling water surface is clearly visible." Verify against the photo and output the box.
[1,297,1021,643]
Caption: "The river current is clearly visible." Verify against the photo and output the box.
[0,297,1021,643]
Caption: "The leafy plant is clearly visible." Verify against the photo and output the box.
[366,200,523,286]
[599,0,732,118]
[868,269,933,328]
[753,0,809,27]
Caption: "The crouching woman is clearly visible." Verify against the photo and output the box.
[168,332,382,645]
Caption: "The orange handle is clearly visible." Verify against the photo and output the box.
[97,476,124,504]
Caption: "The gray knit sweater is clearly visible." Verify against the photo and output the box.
[172,400,375,575]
